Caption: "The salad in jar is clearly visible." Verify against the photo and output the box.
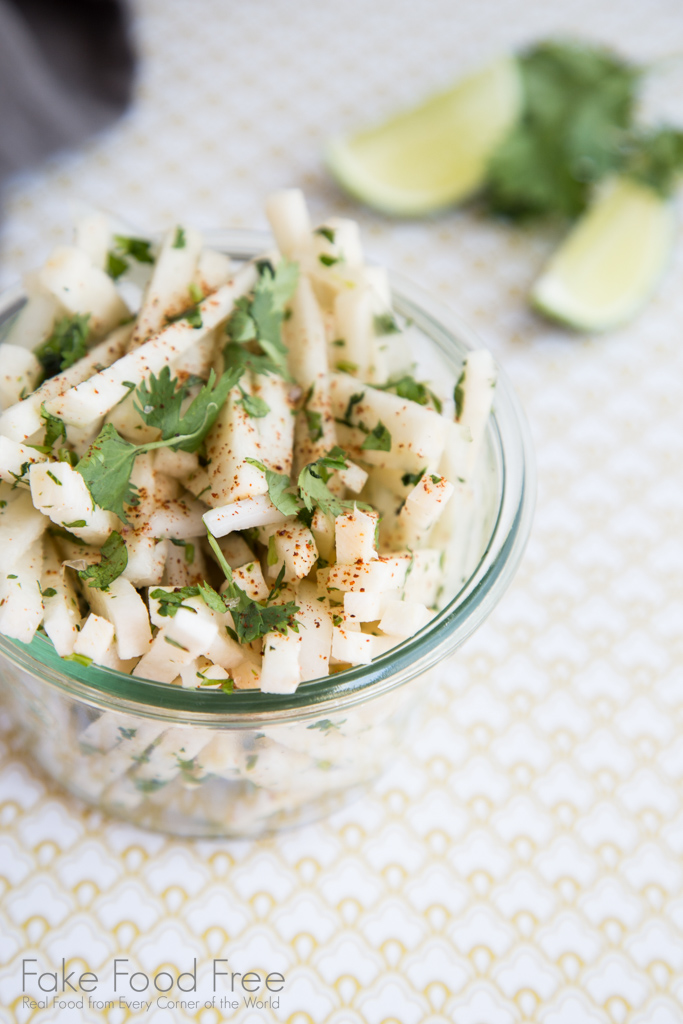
[0,190,496,696]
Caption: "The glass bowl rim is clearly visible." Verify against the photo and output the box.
[0,229,536,723]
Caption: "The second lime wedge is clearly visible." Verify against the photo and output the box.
[531,177,675,332]
[326,57,523,216]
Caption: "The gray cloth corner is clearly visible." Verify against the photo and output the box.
[0,0,136,184]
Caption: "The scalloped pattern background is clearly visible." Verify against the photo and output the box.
[1,0,683,1021]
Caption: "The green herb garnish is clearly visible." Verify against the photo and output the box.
[41,405,67,449]
[402,468,426,488]
[486,40,640,220]
[377,375,442,412]
[373,313,401,335]
[236,387,270,418]
[78,531,128,590]
[361,421,392,452]
[34,314,90,379]
[75,367,240,521]
[224,258,299,379]
[454,370,465,421]
[244,458,300,516]
[170,537,195,564]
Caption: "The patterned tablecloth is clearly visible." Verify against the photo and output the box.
[1,1,683,1021]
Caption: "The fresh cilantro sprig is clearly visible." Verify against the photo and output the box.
[78,531,128,590]
[484,39,650,220]
[224,258,299,379]
[135,365,238,451]
[297,446,362,520]
[76,367,241,521]
[150,581,225,618]
[206,530,299,643]
[34,314,90,379]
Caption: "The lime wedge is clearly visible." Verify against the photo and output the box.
[531,177,675,331]
[326,57,522,216]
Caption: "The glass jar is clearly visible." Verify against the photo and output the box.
[0,233,535,837]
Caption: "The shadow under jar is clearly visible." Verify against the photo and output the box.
[0,232,535,837]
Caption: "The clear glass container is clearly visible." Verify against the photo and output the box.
[0,232,535,837]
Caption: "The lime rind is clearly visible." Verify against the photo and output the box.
[326,57,523,217]
[531,176,675,332]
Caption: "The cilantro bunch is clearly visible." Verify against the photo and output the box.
[484,39,683,220]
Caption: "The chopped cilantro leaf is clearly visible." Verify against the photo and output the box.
[335,360,358,374]
[377,375,441,411]
[302,384,323,441]
[373,313,401,335]
[298,446,350,519]
[315,226,336,243]
[106,250,128,280]
[170,537,195,564]
[224,257,298,379]
[305,408,323,442]
[337,391,365,428]
[75,424,139,522]
[164,635,188,650]
[63,519,86,528]
[267,534,278,566]
[150,586,199,618]
[40,587,57,599]
[173,227,186,248]
[41,405,67,449]
[197,580,228,614]
[454,370,465,421]
[402,468,426,488]
[245,458,300,516]
[78,531,128,590]
[237,388,270,418]
[57,447,78,467]
[207,527,299,644]
[34,314,90,379]
[361,421,392,452]
[189,282,204,304]
[113,235,155,263]
[319,254,340,267]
